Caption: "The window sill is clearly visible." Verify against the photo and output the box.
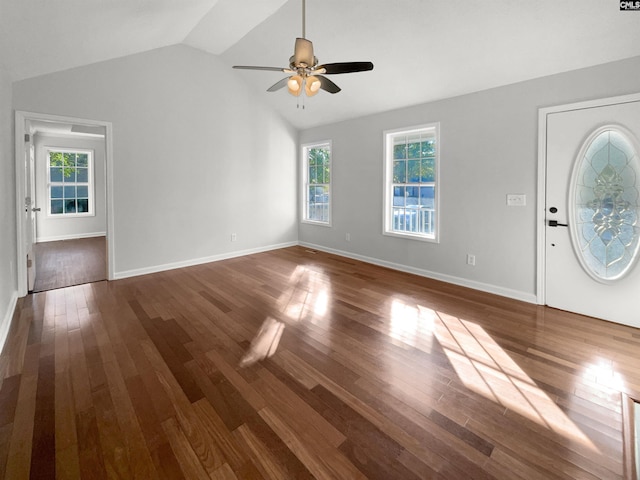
[48,213,95,219]
[301,219,332,228]
[383,230,438,243]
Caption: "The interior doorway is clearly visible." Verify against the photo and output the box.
[15,111,114,297]
[33,237,106,292]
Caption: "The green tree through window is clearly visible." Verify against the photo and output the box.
[303,142,331,224]
[384,124,439,240]
[48,149,93,215]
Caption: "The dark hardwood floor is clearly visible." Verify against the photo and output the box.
[33,237,106,293]
[1,246,638,479]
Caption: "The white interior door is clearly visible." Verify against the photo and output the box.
[25,135,38,291]
[545,98,640,327]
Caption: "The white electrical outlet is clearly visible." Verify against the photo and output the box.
[346,233,351,241]
[507,194,526,207]
[467,254,476,266]
[231,233,237,242]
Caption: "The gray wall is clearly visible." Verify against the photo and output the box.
[34,133,107,241]
[13,44,298,278]
[299,55,640,302]
[0,63,17,348]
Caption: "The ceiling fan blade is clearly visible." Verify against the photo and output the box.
[317,62,374,75]
[233,66,288,72]
[316,75,341,94]
[292,38,315,67]
[267,77,290,92]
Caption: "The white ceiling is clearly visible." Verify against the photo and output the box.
[2,0,640,129]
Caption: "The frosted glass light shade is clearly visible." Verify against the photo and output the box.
[287,75,303,96]
[305,76,321,97]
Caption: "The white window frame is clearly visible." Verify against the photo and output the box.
[383,123,440,242]
[46,147,95,218]
[302,140,332,226]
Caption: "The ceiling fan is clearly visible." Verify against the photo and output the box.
[233,0,374,98]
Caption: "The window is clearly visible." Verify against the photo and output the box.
[383,123,439,241]
[47,149,94,216]
[302,141,331,225]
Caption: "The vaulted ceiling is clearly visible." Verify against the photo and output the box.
[2,0,640,129]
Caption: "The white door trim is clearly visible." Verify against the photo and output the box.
[14,111,115,297]
[536,92,640,305]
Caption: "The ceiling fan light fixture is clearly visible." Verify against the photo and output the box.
[305,76,321,97]
[287,75,303,96]
[232,0,373,101]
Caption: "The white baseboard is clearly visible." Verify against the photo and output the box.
[298,242,538,304]
[37,231,106,243]
[114,241,299,280]
[107,238,537,304]
[0,291,18,356]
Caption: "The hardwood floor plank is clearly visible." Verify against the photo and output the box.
[75,408,107,480]
[127,340,177,423]
[205,349,266,412]
[55,443,81,480]
[131,301,204,404]
[233,421,306,479]
[253,367,345,448]
[0,375,21,427]
[92,387,131,478]
[54,369,78,466]
[4,373,38,479]
[150,441,186,480]
[258,406,367,480]
[0,423,12,475]
[140,341,226,477]
[162,416,210,480]
[191,399,250,473]
[429,409,494,457]
[2,246,640,479]
[186,359,254,433]
[101,360,160,479]
[1,304,32,380]
[29,354,56,479]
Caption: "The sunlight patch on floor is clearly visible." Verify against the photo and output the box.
[583,360,626,392]
[242,266,331,366]
[276,265,331,322]
[431,308,599,451]
[388,299,435,352]
[386,298,599,451]
[240,317,285,367]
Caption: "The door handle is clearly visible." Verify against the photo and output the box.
[31,207,41,212]
[548,220,568,227]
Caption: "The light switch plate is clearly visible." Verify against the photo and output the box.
[507,194,526,206]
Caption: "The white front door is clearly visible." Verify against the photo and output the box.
[545,97,640,327]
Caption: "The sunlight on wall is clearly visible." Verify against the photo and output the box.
[388,297,599,451]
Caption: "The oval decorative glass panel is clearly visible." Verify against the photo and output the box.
[570,126,640,283]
